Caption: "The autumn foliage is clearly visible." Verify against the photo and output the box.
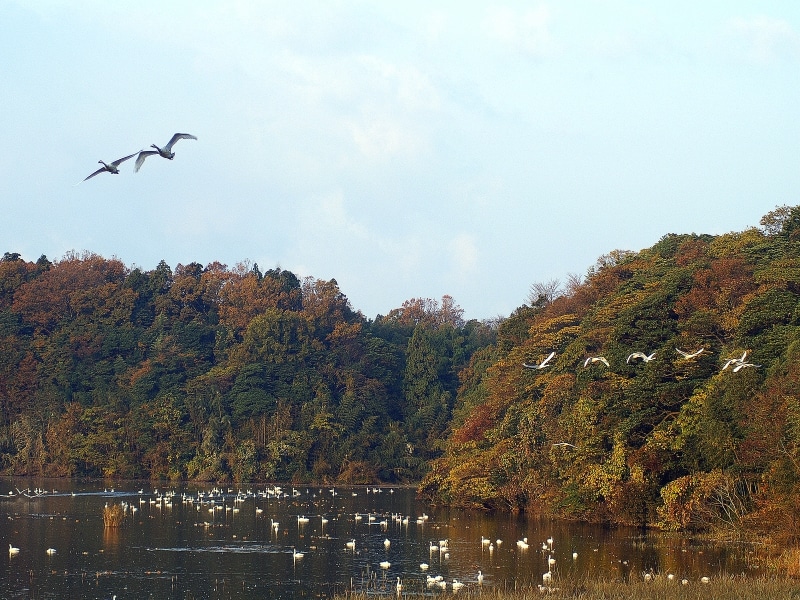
[422,206,800,536]
[0,252,490,484]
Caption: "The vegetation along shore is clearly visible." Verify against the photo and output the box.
[338,576,800,600]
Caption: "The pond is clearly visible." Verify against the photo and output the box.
[0,478,761,599]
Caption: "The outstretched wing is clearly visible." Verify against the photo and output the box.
[165,133,198,151]
[81,166,106,182]
[110,152,139,168]
[134,150,158,173]
[539,351,556,368]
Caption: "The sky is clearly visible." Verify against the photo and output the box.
[2,1,799,321]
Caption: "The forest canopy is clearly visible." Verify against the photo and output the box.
[0,251,492,484]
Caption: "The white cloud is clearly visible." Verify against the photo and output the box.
[484,4,556,56]
[349,116,424,161]
[294,191,424,278]
[448,233,479,278]
[725,15,799,63]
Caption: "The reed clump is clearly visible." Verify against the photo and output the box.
[102,503,125,527]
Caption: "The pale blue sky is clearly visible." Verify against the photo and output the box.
[2,1,799,320]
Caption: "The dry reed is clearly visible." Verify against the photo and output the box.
[102,502,125,527]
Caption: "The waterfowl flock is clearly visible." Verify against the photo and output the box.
[78,132,196,183]
[524,347,759,374]
[0,485,726,596]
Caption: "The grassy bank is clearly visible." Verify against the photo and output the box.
[337,575,800,599]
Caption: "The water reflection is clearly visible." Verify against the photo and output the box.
[0,479,759,599]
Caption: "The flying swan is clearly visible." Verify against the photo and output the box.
[79,152,139,183]
[676,347,705,360]
[627,351,656,363]
[584,356,610,368]
[523,351,555,370]
[135,133,197,172]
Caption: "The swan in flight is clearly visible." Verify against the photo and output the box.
[584,356,610,368]
[627,351,656,363]
[732,361,761,372]
[135,133,197,172]
[722,351,749,371]
[79,152,139,183]
[676,347,704,360]
[523,351,555,370]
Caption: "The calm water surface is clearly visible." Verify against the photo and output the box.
[0,479,761,599]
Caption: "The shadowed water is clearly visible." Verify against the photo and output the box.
[0,479,760,599]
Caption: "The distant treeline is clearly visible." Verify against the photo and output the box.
[421,205,800,535]
[0,252,494,483]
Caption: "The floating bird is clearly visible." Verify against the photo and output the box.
[627,351,656,363]
[420,562,429,570]
[477,571,483,585]
[9,544,19,555]
[379,560,391,569]
[134,133,197,172]
[46,548,56,555]
[396,577,402,594]
[584,356,610,368]
[79,151,138,183]
[523,351,555,370]
[676,347,704,360]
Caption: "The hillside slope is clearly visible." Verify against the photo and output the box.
[421,206,800,534]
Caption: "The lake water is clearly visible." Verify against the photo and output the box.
[1,479,761,599]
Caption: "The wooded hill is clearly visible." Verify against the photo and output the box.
[3,205,800,534]
[421,205,800,534]
[0,254,493,483]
